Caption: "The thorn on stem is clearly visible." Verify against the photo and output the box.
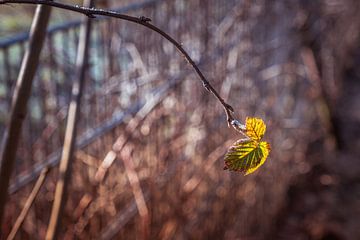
[226,116,232,127]
[86,13,96,18]
[225,103,234,113]
[203,82,211,91]
[139,16,151,22]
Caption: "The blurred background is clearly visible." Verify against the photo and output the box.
[0,0,360,239]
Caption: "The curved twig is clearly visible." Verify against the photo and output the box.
[0,0,236,125]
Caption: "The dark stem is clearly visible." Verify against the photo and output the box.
[0,0,236,125]
[0,3,52,230]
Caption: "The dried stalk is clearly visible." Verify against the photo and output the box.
[6,168,49,240]
[45,0,94,239]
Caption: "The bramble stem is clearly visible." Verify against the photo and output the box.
[0,0,237,125]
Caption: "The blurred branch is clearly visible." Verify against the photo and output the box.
[6,168,49,240]
[301,47,338,147]
[0,0,236,126]
[0,4,52,230]
[45,0,94,239]
[121,145,150,240]
[99,191,150,240]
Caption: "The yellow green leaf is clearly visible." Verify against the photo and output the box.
[224,139,270,175]
[245,117,266,141]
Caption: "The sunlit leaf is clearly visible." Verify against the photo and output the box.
[224,117,270,175]
[245,117,266,141]
[224,139,270,175]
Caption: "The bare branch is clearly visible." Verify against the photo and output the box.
[0,0,236,125]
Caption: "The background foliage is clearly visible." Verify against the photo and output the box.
[0,0,359,239]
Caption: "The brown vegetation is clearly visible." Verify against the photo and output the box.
[0,0,359,239]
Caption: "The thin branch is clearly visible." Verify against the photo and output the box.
[0,0,236,125]
[6,168,49,240]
